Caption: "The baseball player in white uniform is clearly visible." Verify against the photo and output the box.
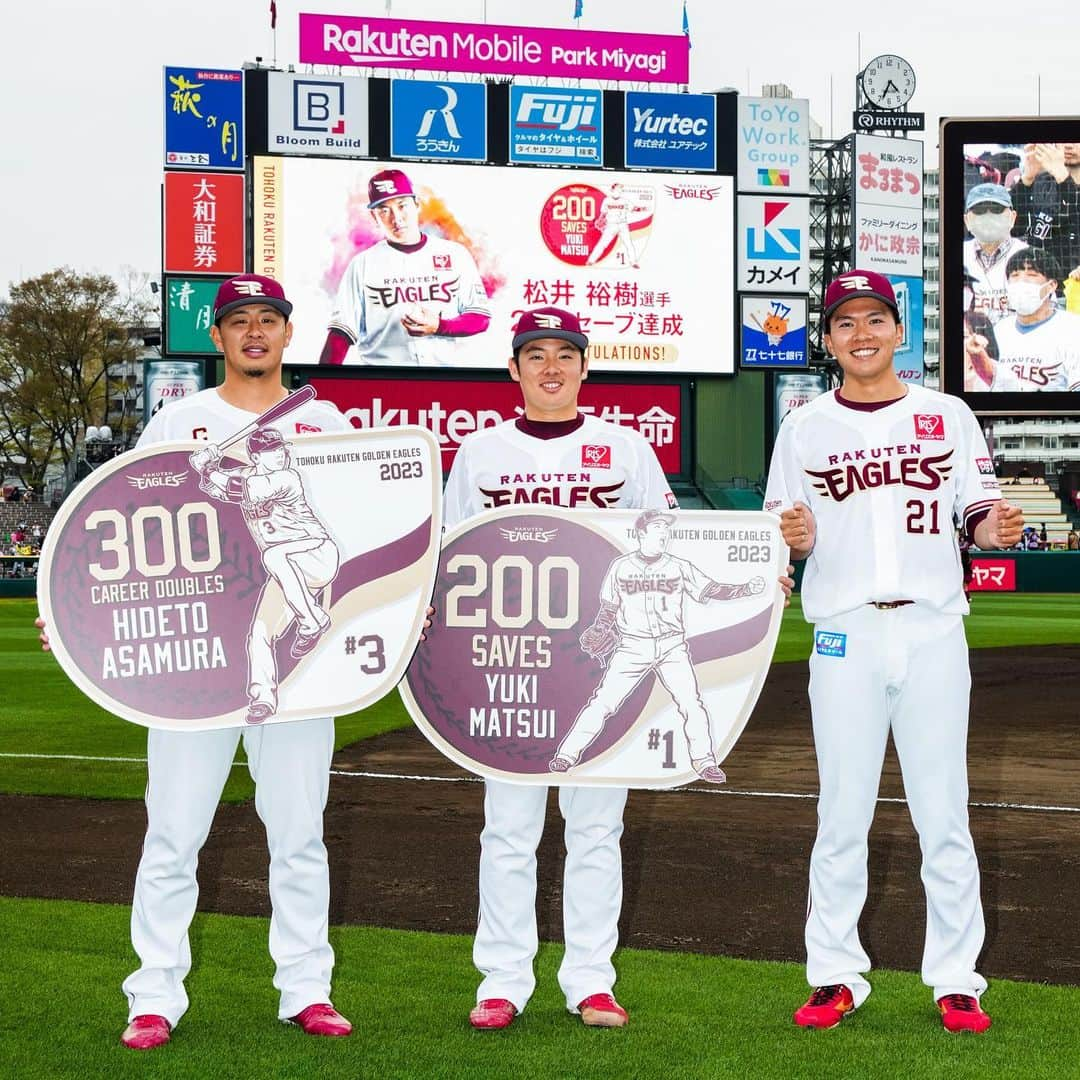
[962,182,1027,325]
[190,426,340,723]
[442,307,675,1033]
[587,183,641,268]
[550,510,765,779]
[765,270,1024,1035]
[40,276,353,1049]
[970,249,1080,391]
[319,168,492,366]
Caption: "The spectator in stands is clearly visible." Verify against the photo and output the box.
[31,524,43,544]
[1039,523,1049,547]
[1068,530,1079,550]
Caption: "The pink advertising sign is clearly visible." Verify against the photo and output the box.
[298,13,689,83]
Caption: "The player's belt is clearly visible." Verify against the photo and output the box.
[868,600,914,610]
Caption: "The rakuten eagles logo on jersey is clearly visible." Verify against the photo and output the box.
[480,471,625,509]
[805,443,954,502]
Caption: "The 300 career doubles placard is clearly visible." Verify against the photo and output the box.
[400,507,785,787]
[40,417,440,731]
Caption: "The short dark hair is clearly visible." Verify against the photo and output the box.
[511,342,586,367]
[1005,247,1062,283]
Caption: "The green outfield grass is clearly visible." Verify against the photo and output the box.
[3,594,1078,801]
[3,896,1074,1080]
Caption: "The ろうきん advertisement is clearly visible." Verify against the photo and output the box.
[256,156,734,373]
[40,417,440,731]
[400,507,786,787]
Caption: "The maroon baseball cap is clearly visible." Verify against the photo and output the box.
[512,307,589,352]
[822,270,900,328]
[247,427,286,455]
[368,169,416,208]
[213,275,293,324]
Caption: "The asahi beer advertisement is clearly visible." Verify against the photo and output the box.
[39,402,440,731]
[401,507,786,788]
[256,156,734,374]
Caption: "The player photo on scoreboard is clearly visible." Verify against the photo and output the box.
[953,135,1080,395]
[256,156,734,375]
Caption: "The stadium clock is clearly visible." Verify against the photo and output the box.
[860,55,916,110]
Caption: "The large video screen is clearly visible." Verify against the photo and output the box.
[941,118,1080,413]
[256,156,734,374]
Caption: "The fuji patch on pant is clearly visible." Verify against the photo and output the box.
[814,630,846,657]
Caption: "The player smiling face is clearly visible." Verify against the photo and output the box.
[824,297,904,391]
[510,338,588,422]
[210,304,292,380]
[372,195,422,245]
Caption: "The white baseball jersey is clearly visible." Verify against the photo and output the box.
[764,386,999,622]
[443,414,675,528]
[599,193,633,226]
[138,388,350,448]
[328,235,491,367]
[988,308,1080,391]
[601,553,711,638]
[236,469,330,548]
[962,236,1027,324]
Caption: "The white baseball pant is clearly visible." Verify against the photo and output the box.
[474,779,628,1012]
[805,603,987,1006]
[122,716,336,1026]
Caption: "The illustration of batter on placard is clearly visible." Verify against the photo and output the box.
[549,510,765,782]
[190,427,340,725]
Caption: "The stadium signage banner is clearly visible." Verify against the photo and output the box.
[391,79,486,162]
[853,134,924,277]
[736,96,810,194]
[624,92,716,172]
[258,156,735,374]
[298,13,689,83]
[39,408,440,731]
[739,296,808,369]
[164,276,224,354]
[737,195,810,293]
[400,507,785,788]
[267,71,369,157]
[307,376,685,474]
[163,171,245,275]
[509,86,602,165]
[164,66,244,169]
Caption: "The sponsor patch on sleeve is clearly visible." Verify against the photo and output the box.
[665,491,679,509]
[764,498,782,512]
[975,458,995,475]
[295,422,322,434]
[814,630,847,658]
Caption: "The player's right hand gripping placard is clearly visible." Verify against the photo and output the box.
[400,506,786,787]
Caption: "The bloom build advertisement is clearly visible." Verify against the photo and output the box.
[255,156,734,374]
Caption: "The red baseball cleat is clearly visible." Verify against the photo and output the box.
[579,992,629,1027]
[938,994,991,1034]
[288,1003,352,1037]
[121,1014,171,1050]
[469,998,517,1029]
[794,984,854,1029]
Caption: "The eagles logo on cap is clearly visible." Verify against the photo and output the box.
[368,169,416,208]
[512,307,589,353]
[213,275,293,324]
[822,270,900,328]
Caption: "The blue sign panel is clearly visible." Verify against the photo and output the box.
[391,80,487,162]
[625,91,716,172]
[888,274,925,385]
[509,86,602,166]
[740,296,809,369]
[164,67,244,170]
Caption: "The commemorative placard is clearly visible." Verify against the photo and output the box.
[40,413,441,731]
[401,506,785,787]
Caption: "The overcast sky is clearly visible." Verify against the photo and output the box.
[5,0,1080,292]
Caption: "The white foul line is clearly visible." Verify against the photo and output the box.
[3,754,1079,815]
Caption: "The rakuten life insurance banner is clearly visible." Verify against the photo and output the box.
[256,157,734,374]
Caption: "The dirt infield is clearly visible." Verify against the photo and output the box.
[4,645,1080,986]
